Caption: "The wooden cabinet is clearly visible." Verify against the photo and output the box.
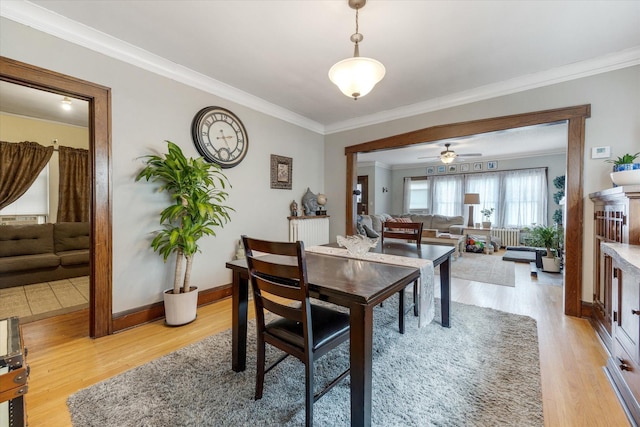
[0,317,28,427]
[590,186,640,352]
[602,244,640,425]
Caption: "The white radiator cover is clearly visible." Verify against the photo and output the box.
[289,216,330,247]
[491,228,521,247]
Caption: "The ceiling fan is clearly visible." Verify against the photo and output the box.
[418,143,482,164]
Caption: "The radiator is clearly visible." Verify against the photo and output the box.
[491,228,521,247]
[289,216,330,247]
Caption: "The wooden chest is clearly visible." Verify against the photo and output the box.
[1,317,28,427]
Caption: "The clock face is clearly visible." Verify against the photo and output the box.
[191,106,248,168]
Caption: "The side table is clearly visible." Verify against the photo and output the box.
[463,227,492,254]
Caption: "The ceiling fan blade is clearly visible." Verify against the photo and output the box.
[457,153,482,157]
[417,155,441,159]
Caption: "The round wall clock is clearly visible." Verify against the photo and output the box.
[191,106,248,168]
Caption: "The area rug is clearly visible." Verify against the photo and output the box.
[442,252,516,287]
[67,300,542,426]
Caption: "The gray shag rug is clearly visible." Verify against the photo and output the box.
[67,300,542,426]
[441,252,516,287]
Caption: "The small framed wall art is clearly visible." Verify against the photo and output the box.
[460,163,470,172]
[448,165,457,173]
[487,161,498,170]
[437,165,446,174]
[473,162,483,171]
[426,166,435,175]
[270,154,292,189]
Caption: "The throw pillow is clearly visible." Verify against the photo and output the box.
[362,224,379,238]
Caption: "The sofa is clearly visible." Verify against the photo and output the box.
[0,222,90,288]
[357,213,465,237]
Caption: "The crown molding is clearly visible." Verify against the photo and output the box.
[3,1,639,137]
[325,47,640,134]
[0,0,325,134]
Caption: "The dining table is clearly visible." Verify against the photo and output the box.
[225,240,454,427]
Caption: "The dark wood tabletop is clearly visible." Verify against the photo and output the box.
[225,240,454,426]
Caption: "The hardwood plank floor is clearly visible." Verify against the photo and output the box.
[19,258,629,426]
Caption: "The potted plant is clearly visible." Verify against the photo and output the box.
[523,224,563,272]
[480,207,494,229]
[606,152,640,171]
[136,141,233,325]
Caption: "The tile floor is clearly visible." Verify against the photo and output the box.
[0,276,89,323]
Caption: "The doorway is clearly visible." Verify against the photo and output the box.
[356,175,369,215]
[0,56,113,337]
[344,105,590,317]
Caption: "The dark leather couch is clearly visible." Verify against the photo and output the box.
[0,222,89,288]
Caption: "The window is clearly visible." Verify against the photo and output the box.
[465,172,500,224]
[430,175,464,216]
[502,169,547,227]
[408,178,429,212]
[402,167,547,228]
[0,164,49,217]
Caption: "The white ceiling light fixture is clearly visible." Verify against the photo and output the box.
[60,96,72,111]
[328,0,385,100]
[440,147,457,164]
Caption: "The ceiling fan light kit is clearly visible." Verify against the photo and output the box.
[418,142,482,164]
[329,0,385,100]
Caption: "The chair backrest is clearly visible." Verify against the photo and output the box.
[241,235,312,338]
[381,221,424,247]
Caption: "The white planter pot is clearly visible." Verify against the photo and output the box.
[541,257,561,273]
[164,286,198,326]
[482,221,491,229]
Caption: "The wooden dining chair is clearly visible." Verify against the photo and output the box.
[381,220,424,248]
[380,220,424,333]
[241,235,350,427]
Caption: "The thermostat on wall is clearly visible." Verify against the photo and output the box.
[591,146,610,159]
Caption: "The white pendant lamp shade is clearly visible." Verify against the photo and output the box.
[329,56,385,100]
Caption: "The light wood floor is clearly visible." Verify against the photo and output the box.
[19,259,629,426]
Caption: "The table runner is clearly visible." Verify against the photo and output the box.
[305,246,435,327]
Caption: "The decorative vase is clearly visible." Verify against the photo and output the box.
[164,286,198,326]
[615,163,640,172]
[541,257,561,273]
[482,221,491,229]
[610,170,640,186]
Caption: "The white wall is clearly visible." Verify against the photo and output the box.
[1,18,325,313]
[326,65,640,303]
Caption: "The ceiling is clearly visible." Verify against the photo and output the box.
[1,1,638,163]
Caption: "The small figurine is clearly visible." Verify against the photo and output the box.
[234,239,245,260]
[290,199,298,217]
[301,188,319,216]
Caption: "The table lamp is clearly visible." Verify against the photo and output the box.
[464,193,480,227]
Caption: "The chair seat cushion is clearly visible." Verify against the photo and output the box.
[266,304,350,351]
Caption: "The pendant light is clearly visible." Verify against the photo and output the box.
[328,0,385,100]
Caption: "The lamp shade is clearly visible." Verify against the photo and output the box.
[464,193,480,205]
[328,56,386,99]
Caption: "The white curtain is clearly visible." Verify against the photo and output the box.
[465,172,500,225]
[500,168,547,227]
[429,175,464,216]
[403,177,411,213]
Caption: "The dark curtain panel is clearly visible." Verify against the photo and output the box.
[0,141,54,210]
[57,146,89,222]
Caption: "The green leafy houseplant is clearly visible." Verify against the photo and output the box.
[136,141,233,296]
[606,152,639,171]
[523,224,563,258]
[480,207,494,221]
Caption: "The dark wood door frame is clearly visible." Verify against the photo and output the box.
[1,56,113,337]
[345,105,590,317]
[357,175,369,215]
